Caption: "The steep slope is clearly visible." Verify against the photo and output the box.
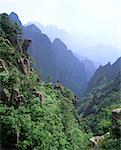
[23,24,56,81]
[86,57,121,93]
[0,13,89,150]
[77,72,121,149]
[77,57,121,135]
[52,38,87,95]
[23,24,88,96]
[77,55,121,149]
[27,21,96,80]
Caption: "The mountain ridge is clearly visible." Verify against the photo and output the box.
[23,24,88,96]
[86,57,121,93]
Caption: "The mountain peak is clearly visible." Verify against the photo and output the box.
[9,12,22,27]
[53,38,67,50]
[24,24,42,33]
[10,12,17,16]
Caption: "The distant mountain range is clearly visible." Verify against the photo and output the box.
[26,21,120,66]
[23,24,88,96]
[10,12,96,96]
[9,12,120,96]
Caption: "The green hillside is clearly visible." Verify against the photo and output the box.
[0,13,89,150]
[0,12,121,150]
[78,63,121,149]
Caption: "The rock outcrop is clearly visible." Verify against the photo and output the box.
[90,135,104,150]
[112,108,121,138]
[19,58,30,76]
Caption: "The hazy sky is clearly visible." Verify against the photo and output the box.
[0,0,121,49]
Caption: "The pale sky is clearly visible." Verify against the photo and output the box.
[0,0,121,49]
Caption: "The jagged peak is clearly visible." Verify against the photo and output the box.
[9,12,22,27]
[24,24,42,33]
[10,12,18,17]
[53,38,67,50]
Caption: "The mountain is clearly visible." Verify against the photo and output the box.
[29,22,97,51]
[86,57,121,93]
[77,56,121,149]
[9,12,22,27]
[78,71,121,133]
[1,12,121,150]
[52,38,88,94]
[0,12,89,150]
[23,24,88,96]
[30,22,96,81]
[23,24,56,81]
[31,22,120,66]
[10,13,92,96]
[26,21,74,45]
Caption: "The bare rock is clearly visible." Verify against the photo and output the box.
[19,58,30,76]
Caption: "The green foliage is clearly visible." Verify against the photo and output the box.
[78,75,121,135]
[0,13,89,150]
[78,70,121,149]
[99,134,121,150]
[0,13,21,45]
[0,83,89,149]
